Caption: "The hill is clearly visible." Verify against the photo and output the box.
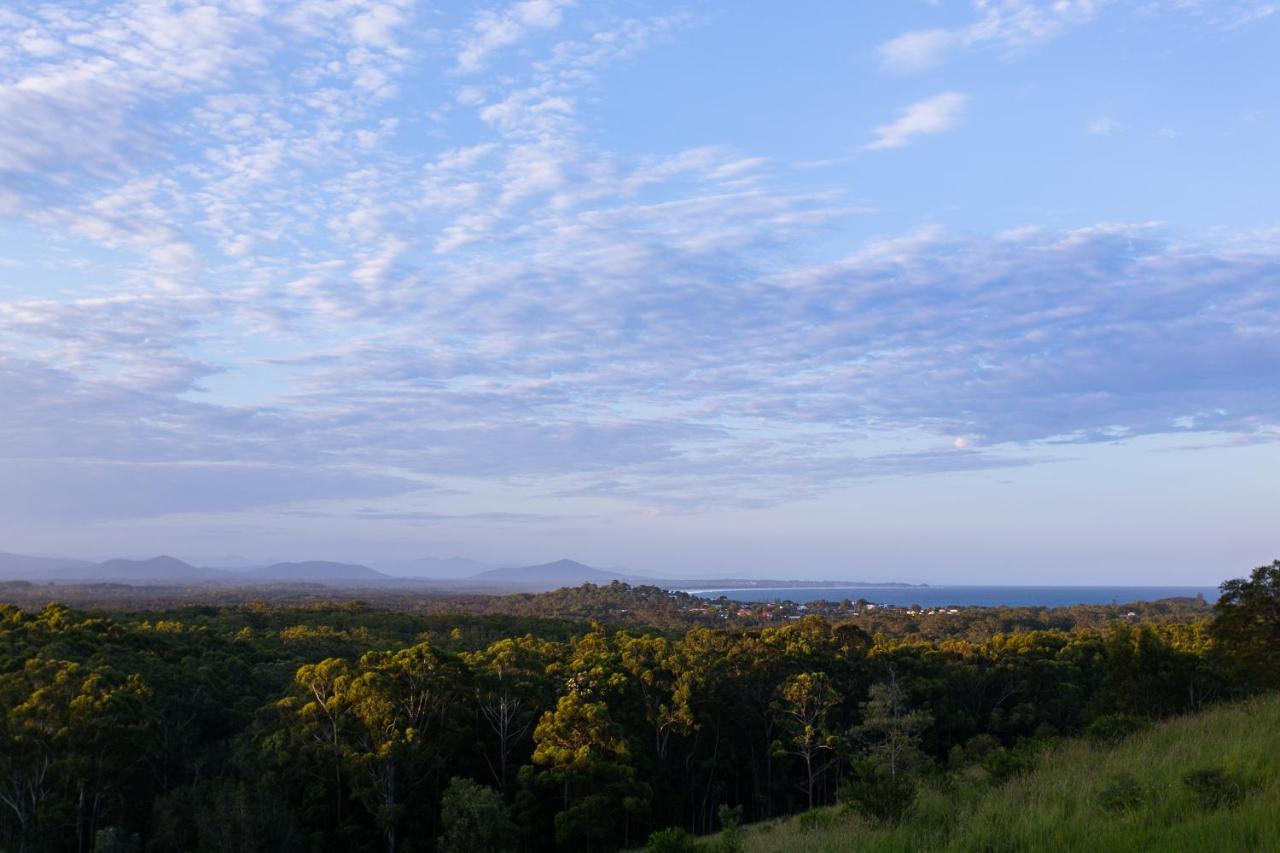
[372,555,494,578]
[59,556,232,583]
[0,551,92,577]
[469,558,630,588]
[0,552,397,585]
[248,561,391,582]
[688,694,1280,852]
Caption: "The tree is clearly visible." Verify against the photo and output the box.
[437,777,516,853]
[842,668,931,824]
[346,644,460,853]
[0,659,153,853]
[1212,559,1280,690]
[282,657,355,830]
[280,644,461,852]
[618,634,696,762]
[772,673,842,809]
[529,690,650,850]
[854,669,930,781]
[466,636,560,791]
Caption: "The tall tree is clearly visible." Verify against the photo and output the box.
[773,672,842,809]
[1212,559,1280,690]
[529,690,650,850]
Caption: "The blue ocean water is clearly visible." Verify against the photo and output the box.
[686,585,1220,608]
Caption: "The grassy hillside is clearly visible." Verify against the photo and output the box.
[699,693,1280,853]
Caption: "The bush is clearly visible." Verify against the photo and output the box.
[981,741,1041,784]
[838,759,918,825]
[438,777,517,853]
[707,805,744,853]
[1095,773,1148,814]
[796,809,838,832]
[1182,767,1248,810]
[93,827,141,853]
[948,733,1001,768]
[1086,714,1150,742]
[645,826,702,853]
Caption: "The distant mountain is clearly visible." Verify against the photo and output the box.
[0,552,394,586]
[181,554,275,570]
[0,552,93,578]
[248,561,391,582]
[470,558,631,589]
[65,556,232,583]
[373,556,495,579]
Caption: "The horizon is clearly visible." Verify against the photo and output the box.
[0,547,1236,588]
[2,2,1277,585]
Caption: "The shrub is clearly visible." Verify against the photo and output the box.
[1086,714,1150,742]
[796,809,838,832]
[645,826,702,853]
[1095,773,1148,814]
[838,759,918,825]
[981,741,1041,784]
[949,733,1001,768]
[1182,767,1248,810]
[707,805,744,853]
[93,827,141,853]
[438,777,517,853]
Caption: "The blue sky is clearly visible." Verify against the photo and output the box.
[0,0,1277,582]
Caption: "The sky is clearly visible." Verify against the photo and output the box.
[0,0,1277,583]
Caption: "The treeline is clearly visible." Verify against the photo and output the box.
[0,581,724,631]
[0,561,1276,851]
[0,578,1213,638]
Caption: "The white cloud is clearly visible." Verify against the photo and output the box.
[456,0,574,73]
[866,92,969,150]
[877,0,1279,72]
[1,0,1277,535]
[1087,116,1119,135]
[877,1,1108,71]
[877,28,956,72]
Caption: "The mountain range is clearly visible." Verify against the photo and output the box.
[0,551,918,592]
[0,551,638,590]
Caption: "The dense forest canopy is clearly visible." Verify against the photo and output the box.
[0,561,1276,852]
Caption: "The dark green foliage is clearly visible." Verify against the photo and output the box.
[1086,713,1150,742]
[980,740,1042,784]
[1095,772,1149,813]
[796,808,839,831]
[93,827,141,853]
[1182,766,1248,810]
[837,758,918,824]
[438,777,517,853]
[1211,559,1280,690]
[707,805,744,853]
[645,825,702,852]
[948,733,1000,767]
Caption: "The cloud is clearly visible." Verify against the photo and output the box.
[866,92,968,150]
[0,1,1277,532]
[456,0,575,74]
[877,28,956,72]
[876,1,1107,71]
[1087,116,1119,135]
[0,459,420,521]
[876,0,1279,72]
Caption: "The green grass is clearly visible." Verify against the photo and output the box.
[695,694,1280,853]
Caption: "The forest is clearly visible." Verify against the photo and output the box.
[0,560,1276,852]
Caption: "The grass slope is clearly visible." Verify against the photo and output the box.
[711,694,1280,853]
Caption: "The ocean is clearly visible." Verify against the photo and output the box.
[685,585,1220,608]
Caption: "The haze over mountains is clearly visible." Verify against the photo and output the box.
[0,551,911,592]
[371,556,495,579]
[0,551,646,590]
